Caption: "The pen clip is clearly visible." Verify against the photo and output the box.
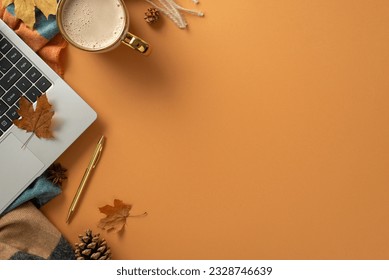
[92,146,103,168]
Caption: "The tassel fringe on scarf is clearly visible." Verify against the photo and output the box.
[144,0,204,28]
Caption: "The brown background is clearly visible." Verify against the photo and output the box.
[42,0,389,259]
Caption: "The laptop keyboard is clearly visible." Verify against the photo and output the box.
[0,31,52,138]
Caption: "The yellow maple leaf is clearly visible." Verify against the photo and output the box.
[2,0,57,29]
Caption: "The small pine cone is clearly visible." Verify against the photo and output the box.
[74,229,112,260]
[144,8,160,24]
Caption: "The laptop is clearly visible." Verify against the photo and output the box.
[0,19,96,214]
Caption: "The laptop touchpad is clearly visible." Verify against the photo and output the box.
[0,133,44,213]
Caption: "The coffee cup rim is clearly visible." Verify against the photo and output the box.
[56,0,130,52]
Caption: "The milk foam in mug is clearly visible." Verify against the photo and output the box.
[57,0,150,54]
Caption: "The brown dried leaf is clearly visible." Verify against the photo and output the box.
[98,199,132,233]
[13,94,54,139]
[1,0,57,29]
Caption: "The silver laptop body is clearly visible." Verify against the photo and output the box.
[0,20,96,214]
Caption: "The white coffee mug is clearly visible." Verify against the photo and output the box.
[57,0,150,54]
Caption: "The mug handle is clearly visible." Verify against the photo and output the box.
[122,32,151,55]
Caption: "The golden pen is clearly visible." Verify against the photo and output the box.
[66,135,105,223]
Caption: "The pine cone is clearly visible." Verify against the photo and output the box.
[46,162,67,186]
[144,8,160,24]
[74,229,112,260]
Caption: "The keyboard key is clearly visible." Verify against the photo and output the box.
[16,76,32,93]
[6,105,19,120]
[25,86,41,103]
[35,76,52,92]
[0,87,4,98]
[0,67,22,90]
[0,57,12,73]
[0,115,12,132]
[25,67,42,83]
[0,100,8,115]
[6,47,22,64]
[2,86,22,106]
[16,57,32,73]
[0,38,12,54]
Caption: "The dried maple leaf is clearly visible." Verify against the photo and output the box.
[13,94,54,142]
[2,0,57,29]
[98,199,147,233]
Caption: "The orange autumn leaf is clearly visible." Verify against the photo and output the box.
[13,94,54,139]
[98,199,132,233]
[98,199,147,233]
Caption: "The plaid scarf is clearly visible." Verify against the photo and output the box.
[1,201,75,260]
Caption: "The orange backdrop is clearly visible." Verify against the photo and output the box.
[42,0,389,259]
